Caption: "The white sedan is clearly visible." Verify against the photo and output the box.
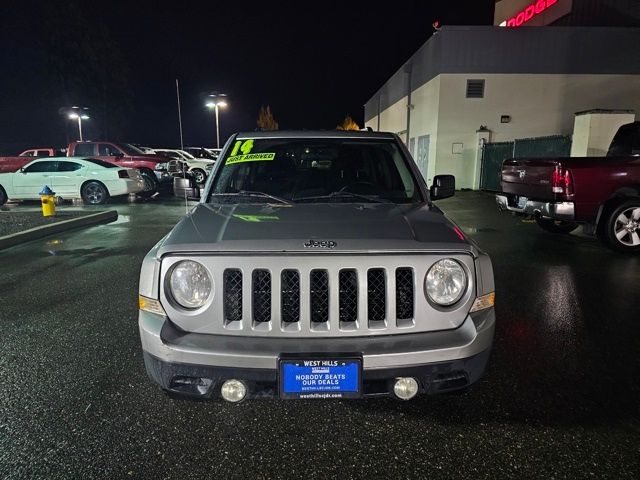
[0,157,145,205]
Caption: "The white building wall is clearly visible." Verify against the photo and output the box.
[379,96,408,143]
[434,73,640,188]
[570,111,636,157]
[407,76,440,183]
[366,73,640,189]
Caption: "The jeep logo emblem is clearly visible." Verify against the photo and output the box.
[304,239,337,249]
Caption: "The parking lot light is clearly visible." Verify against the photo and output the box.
[205,94,228,148]
[68,109,90,141]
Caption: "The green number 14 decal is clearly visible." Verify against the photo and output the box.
[230,139,254,156]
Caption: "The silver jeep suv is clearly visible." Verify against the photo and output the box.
[138,131,495,401]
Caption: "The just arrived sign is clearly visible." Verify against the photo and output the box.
[499,0,558,27]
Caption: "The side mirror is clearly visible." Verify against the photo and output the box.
[19,167,26,174]
[430,174,455,200]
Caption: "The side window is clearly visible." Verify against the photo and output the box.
[37,150,52,157]
[73,143,95,156]
[23,161,59,173]
[58,161,83,172]
[98,144,122,156]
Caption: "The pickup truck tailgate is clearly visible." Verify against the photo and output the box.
[501,158,560,200]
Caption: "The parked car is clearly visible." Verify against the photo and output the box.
[0,158,144,205]
[183,147,217,160]
[0,147,61,173]
[67,141,172,196]
[496,121,640,253]
[138,130,495,402]
[153,149,214,184]
[18,148,66,157]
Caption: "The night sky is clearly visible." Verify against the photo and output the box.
[1,0,494,153]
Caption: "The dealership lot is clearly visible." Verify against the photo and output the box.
[0,193,638,479]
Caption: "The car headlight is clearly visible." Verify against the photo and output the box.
[155,162,168,170]
[169,260,212,309]
[425,259,467,306]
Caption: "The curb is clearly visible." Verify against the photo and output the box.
[0,210,119,251]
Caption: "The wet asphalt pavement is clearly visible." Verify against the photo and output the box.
[0,193,638,479]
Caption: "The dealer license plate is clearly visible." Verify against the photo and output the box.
[279,357,362,399]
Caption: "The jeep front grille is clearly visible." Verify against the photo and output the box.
[223,269,243,323]
[252,270,271,323]
[310,270,329,324]
[162,254,476,337]
[367,269,386,322]
[338,270,358,323]
[395,268,414,321]
[280,270,300,323]
[220,266,417,331]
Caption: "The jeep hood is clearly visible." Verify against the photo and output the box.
[156,203,474,256]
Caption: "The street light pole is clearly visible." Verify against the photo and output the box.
[214,104,220,148]
[68,107,90,142]
[77,115,83,142]
[206,94,227,149]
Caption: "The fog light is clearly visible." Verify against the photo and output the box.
[393,377,419,400]
[220,379,247,403]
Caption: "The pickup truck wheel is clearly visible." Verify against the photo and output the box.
[534,217,579,234]
[137,170,159,198]
[603,199,640,253]
[81,181,109,205]
[191,169,206,184]
[0,186,7,206]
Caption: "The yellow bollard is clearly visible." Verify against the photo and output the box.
[39,186,56,217]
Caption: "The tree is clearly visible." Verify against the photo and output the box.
[336,115,360,131]
[257,105,279,131]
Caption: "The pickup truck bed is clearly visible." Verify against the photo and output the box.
[497,122,640,253]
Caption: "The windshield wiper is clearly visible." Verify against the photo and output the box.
[293,191,390,203]
[210,191,291,204]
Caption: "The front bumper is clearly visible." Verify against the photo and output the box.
[139,308,495,399]
[495,194,575,221]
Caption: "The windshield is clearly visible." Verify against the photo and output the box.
[119,143,146,155]
[177,150,196,159]
[208,138,422,204]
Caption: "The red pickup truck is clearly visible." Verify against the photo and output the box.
[66,141,172,194]
[0,148,61,173]
[496,122,640,253]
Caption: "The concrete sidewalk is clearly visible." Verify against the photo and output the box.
[0,210,118,251]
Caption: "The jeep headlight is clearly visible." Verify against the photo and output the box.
[169,260,212,309]
[425,259,467,306]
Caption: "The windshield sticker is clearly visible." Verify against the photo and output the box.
[230,139,255,156]
[226,152,275,165]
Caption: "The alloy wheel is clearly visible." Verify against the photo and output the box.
[613,207,640,246]
[85,184,105,204]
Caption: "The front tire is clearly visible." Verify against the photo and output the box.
[535,216,580,234]
[81,181,109,205]
[137,170,159,198]
[602,199,640,253]
[191,169,206,184]
[0,186,7,206]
